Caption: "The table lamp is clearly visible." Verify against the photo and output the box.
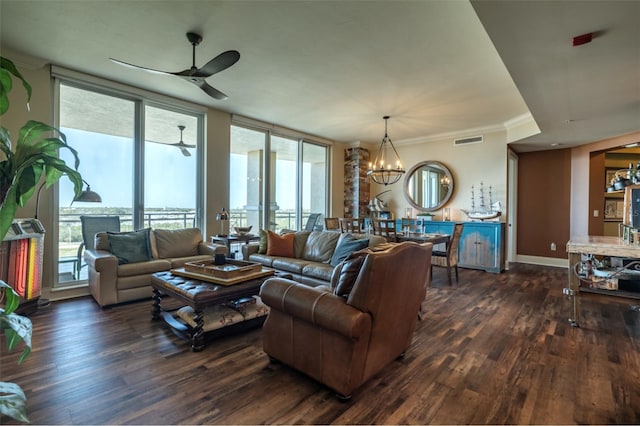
[216,207,229,237]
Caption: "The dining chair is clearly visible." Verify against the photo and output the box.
[400,217,425,234]
[339,217,364,233]
[304,213,321,231]
[431,222,464,285]
[371,218,398,242]
[324,217,340,231]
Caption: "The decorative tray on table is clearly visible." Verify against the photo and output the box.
[170,259,274,286]
[184,259,261,278]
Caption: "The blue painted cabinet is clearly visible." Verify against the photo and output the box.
[424,220,505,273]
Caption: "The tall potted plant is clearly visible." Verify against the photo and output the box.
[0,56,84,422]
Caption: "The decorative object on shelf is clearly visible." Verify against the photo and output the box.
[416,212,434,221]
[606,163,640,192]
[461,181,502,221]
[216,207,229,237]
[367,116,404,185]
[368,189,392,220]
[233,225,252,236]
[604,199,624,220]
[443,207,450,221]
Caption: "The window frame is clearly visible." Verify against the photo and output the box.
[230,118,331,233]
[52,70,205,288]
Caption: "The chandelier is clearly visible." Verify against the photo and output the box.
[367,116,405,185]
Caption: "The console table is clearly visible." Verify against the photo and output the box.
[421,221,505,273]
[565,235,640,327]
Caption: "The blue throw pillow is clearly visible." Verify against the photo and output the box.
[330,235,369,267]
[108,228,152,265]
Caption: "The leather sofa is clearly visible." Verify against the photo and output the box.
[85,227,227,307]
[259,241,433,399]
[242,231,387,287]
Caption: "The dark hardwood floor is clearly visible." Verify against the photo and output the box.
[2,263,639,425]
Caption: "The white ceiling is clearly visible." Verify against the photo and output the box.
[1,0,638,152]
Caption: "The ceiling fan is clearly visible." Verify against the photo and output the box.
[171,125,195,157]
[110,32,240,100]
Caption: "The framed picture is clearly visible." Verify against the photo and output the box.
[605,199,618,219]
[604,198,625,220]
[617,200,625,219]
[605,168,618,187]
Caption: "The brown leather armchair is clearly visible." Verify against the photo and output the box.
[259,241,433,400]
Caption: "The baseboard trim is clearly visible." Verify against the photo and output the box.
[515,255,568,268]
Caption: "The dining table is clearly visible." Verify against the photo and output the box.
[396,232,450,248]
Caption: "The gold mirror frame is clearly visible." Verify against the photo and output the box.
[403,161,454,212]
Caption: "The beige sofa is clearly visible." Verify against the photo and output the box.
[85,227,228,307]
[242,231,386,287]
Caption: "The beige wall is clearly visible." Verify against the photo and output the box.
[2,62,58,290]
[368,130,508,221]
[203,108,231,240]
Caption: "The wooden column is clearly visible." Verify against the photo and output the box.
[344,147,370,218]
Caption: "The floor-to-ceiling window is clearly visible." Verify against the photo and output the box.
[55,80,203,286]
[143,105,200,229]
[230,122,329,233]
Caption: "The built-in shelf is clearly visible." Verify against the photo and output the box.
[579,286,640,300]
[605,191,624,198]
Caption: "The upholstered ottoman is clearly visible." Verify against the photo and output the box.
[150,271,272,351]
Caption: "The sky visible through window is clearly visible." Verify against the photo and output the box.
[58,128,196,209]
[58,128,303,211]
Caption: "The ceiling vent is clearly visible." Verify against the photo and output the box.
[454,135,483,146]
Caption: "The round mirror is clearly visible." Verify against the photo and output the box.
[403,161,454,212]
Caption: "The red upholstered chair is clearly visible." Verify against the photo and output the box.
[259,241,433,400]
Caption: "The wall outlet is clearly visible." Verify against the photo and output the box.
[594,209,599,217]
[551,242,557,251]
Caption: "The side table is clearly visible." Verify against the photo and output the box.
[211,234,260,258]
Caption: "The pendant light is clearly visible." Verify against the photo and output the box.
[367,116,405,185]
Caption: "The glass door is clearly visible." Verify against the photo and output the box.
[270,135,298,231]
[57,83,135,285]
[143,105,200,230]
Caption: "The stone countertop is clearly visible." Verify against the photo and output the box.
[567,235,640,258]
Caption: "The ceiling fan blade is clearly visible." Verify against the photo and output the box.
[169,142,196,149]
[194,50,240,77]
[110,58,173,76]
[196,81,229,100]
[180,147,191,157]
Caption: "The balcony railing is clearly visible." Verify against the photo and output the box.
[57,209,319,284]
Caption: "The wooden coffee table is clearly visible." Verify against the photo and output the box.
[150,269,276,351]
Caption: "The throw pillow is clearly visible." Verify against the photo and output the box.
[333,255,366,299]
[108,228,152,265]
[266,230,295,257]
[330,234,370,267]
[154,228,201,258]
[258,229,268,254]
